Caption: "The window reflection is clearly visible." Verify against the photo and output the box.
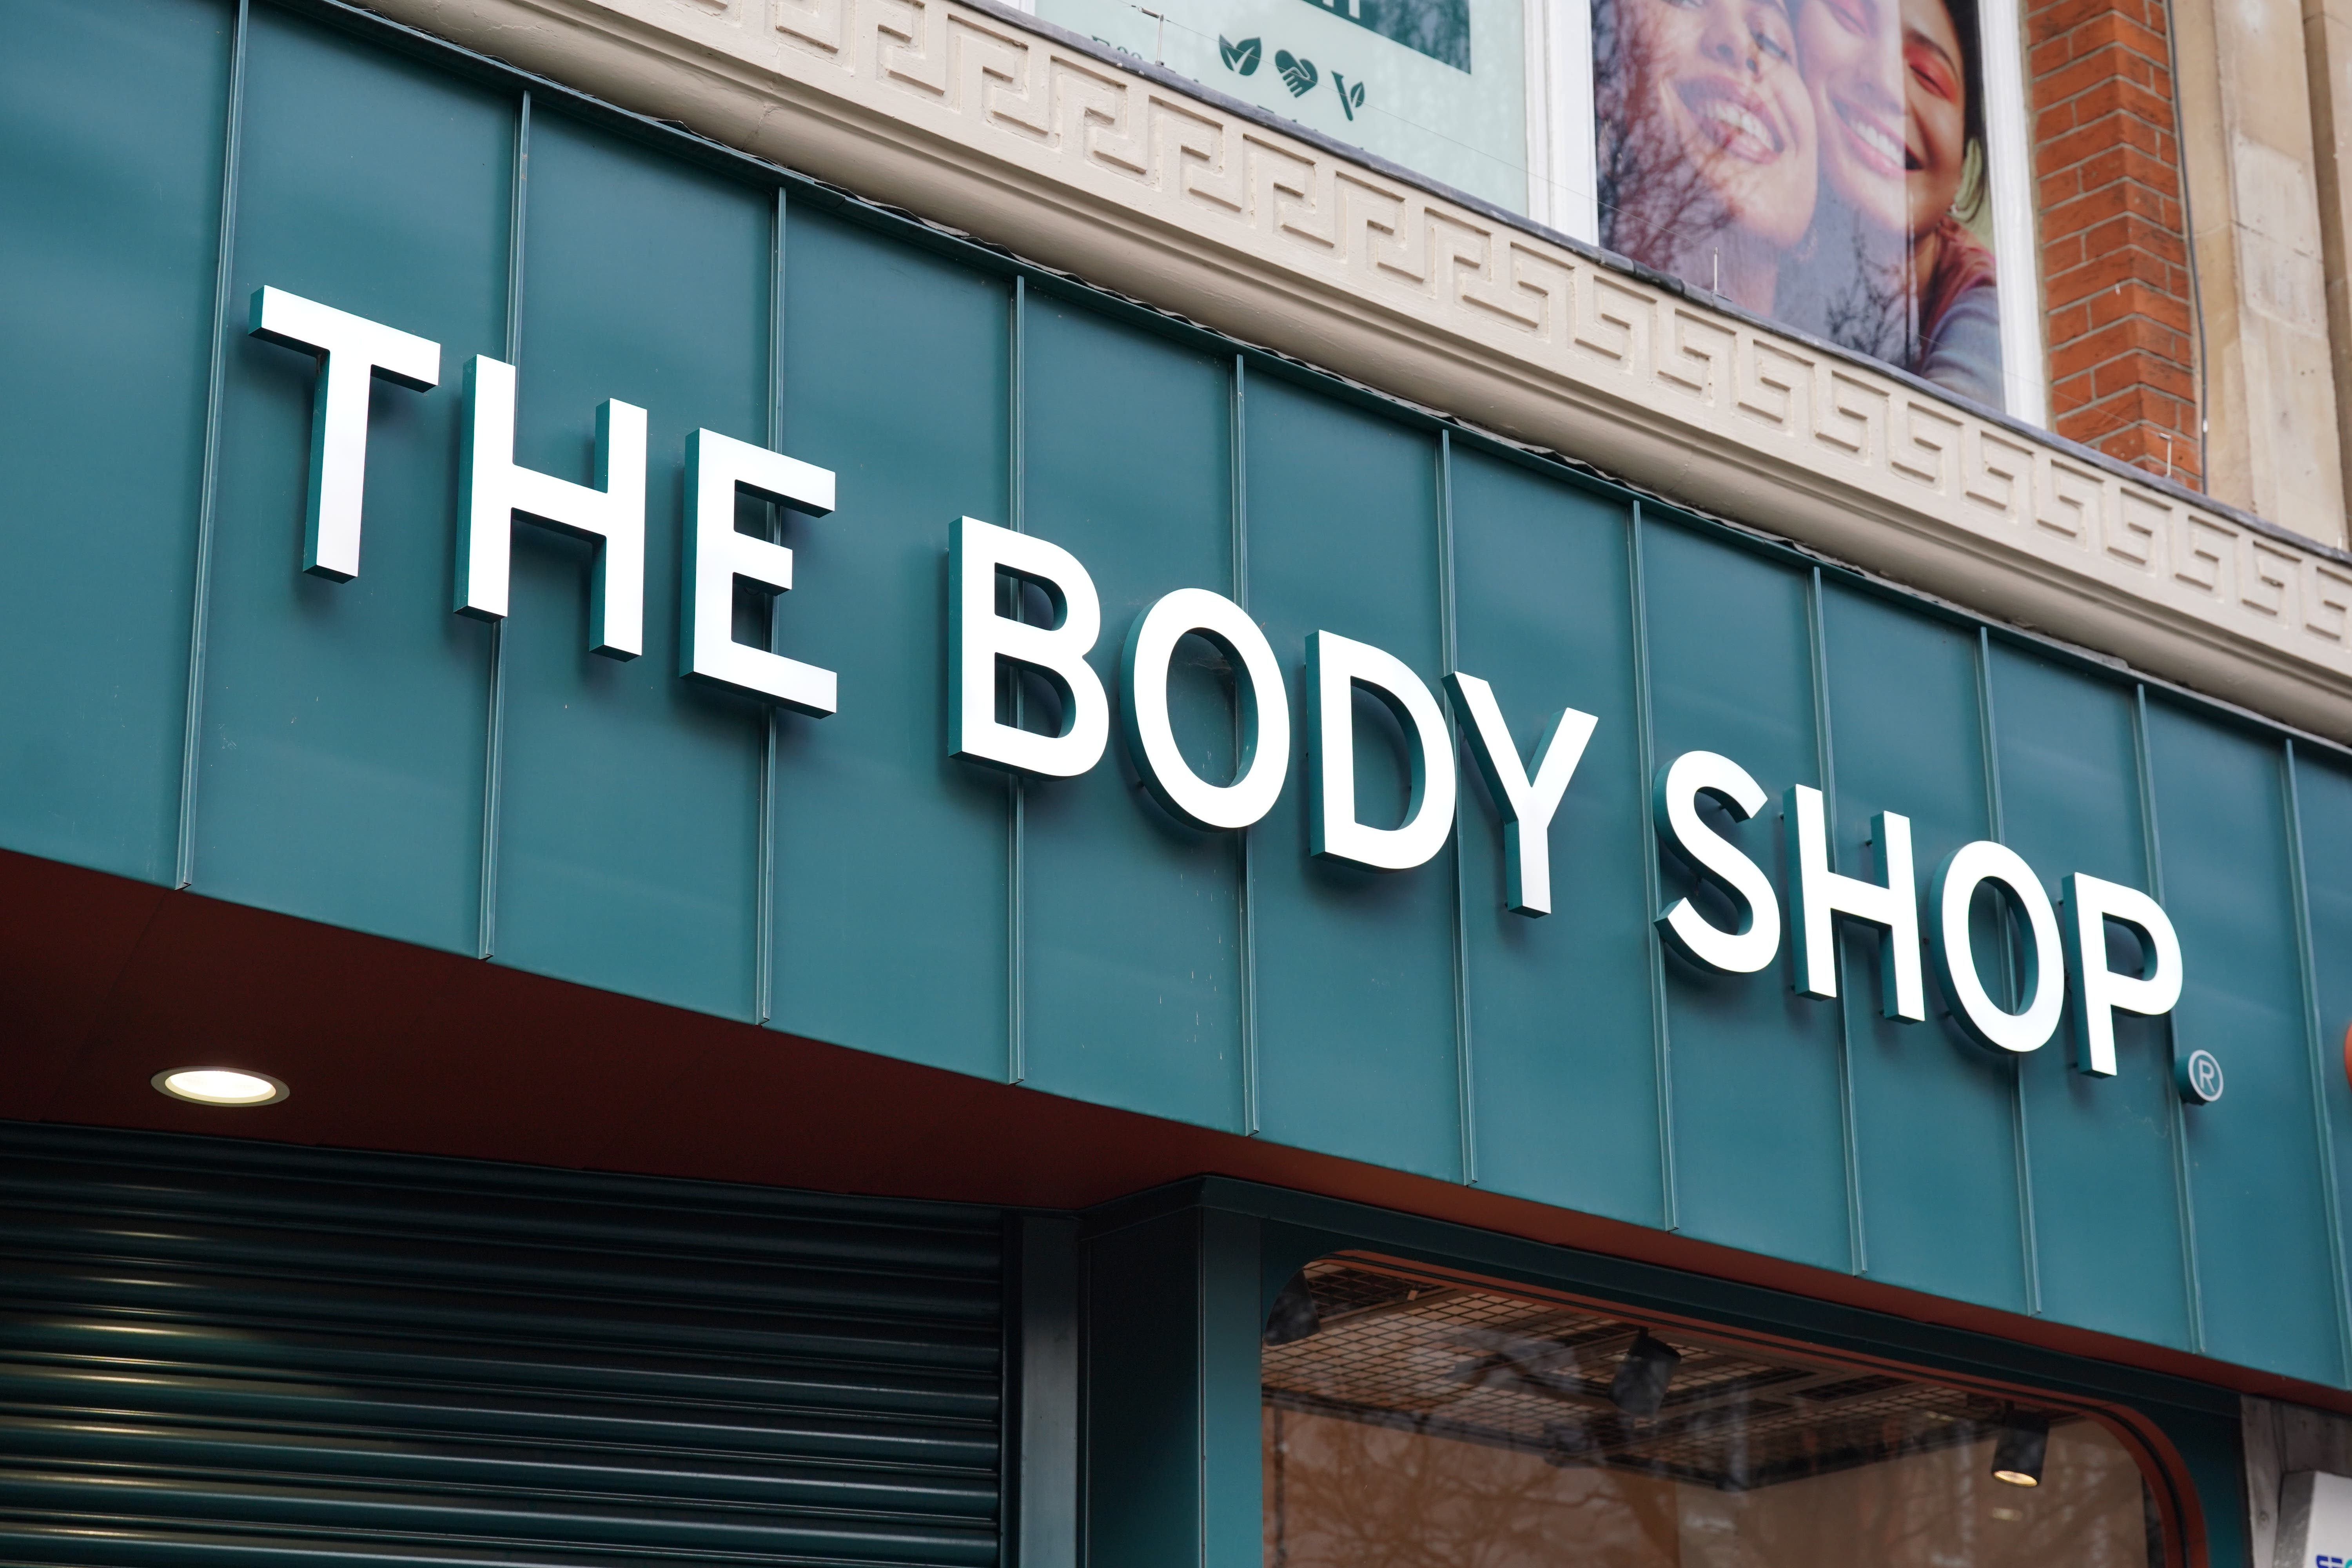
[1263,1261,2161,1568]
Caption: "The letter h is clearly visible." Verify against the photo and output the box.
[1786,784,1926,1022]
[457,354,646,658]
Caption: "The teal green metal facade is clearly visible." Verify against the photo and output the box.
[8,0,2352,1397]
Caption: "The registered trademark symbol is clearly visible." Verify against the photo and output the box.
[2178,1049,2223,1105]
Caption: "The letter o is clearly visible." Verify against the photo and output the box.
[1928,840,2064,1054]
[1119,588,1290,830]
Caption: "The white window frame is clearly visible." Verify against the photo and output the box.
[1523,0,1599,239]
[1977,0,2046,424]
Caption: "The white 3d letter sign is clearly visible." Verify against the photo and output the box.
[948,517,1109,778]
[681,428,840,714]
[247,286,441,581]
[2061,872,2184,1077]
[457,354,647,659]
[1928,840,2065,1054]
[1646,753,2189,1088]
[1120,588,1289,830]
[1306,631,1456,872]
[1785,784,1925,1022]
[1445,674,1597,916]
[1653,751,1781,974]
[247,284,2207,1100]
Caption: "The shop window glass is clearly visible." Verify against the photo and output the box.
[1031,0,1532,214]
[1590,0,2032,413]
[1023,0,2042,420]
[1263,1261,2164,1568]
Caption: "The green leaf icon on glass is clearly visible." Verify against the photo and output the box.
[1276,50,1319,96]
[1219,35,1262,74]
[1334,74,1365,119]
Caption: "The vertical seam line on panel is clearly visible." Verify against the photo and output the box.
[477,89,530,960]
[999,1214,1021,1568]
[172,0,251,891]
[2133,683,2204,1353]
[1807,566,1866,1278]
[1005,276,1027,1085]
[1437,432,1475,1187]
[1073,1235,1091,1568]
[1627,503,1677,1232]
[1074,1236,1093,1568]
[1194,1210,1210,1568]
[2281,740,2352,1385]
[1233,356,1260,1137]
[1978,628,2042,1317]
[755,186,787,1025]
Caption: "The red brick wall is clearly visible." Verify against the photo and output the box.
[2027,0,2201,486]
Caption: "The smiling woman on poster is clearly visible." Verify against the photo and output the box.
[1897,0,2002,403]
[1596,0,2003,406]
[1780,0,2002,402]
[1594,0,1819,316]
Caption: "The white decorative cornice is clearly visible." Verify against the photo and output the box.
[376,0,2352,740]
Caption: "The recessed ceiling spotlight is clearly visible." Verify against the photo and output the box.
[1990,1408,2051,1487]
[152,1068,288,1107]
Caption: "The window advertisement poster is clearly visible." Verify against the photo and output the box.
[1034,0,1532,214]
[1592,0,2004,405]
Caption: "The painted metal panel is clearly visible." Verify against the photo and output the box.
[1079,1205,1264,1568]
[0,0,229,883]
[9,0,2352,1386]
[2147,702,2341,1382]
[2287,749,2352,1370]
[1243,374,1461,1180]
[1018,299,1245,1129]
[1989,644,2192,1349]
[0,1120,1003,1566]
[1446,450,1659,1223]
[1819,586,2026,1311]
[1641,524,1851,1273]
[768,208,1011,1078]
[194,5,507,951]
[492,111,770,1015]
[1083,1209,1210,1568]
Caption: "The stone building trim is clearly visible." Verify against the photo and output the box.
[363,0,2352,740]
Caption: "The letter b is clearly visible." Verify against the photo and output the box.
[948,517,1108,778]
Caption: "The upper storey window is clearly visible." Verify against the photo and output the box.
[1034,0,2044,421]
[1040,0,1530,211]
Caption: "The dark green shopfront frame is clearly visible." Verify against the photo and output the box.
[7,0,2352,1420]
[1076,1178,2252,1568]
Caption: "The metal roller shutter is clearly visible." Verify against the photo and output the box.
[0,1122,1004,1567]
